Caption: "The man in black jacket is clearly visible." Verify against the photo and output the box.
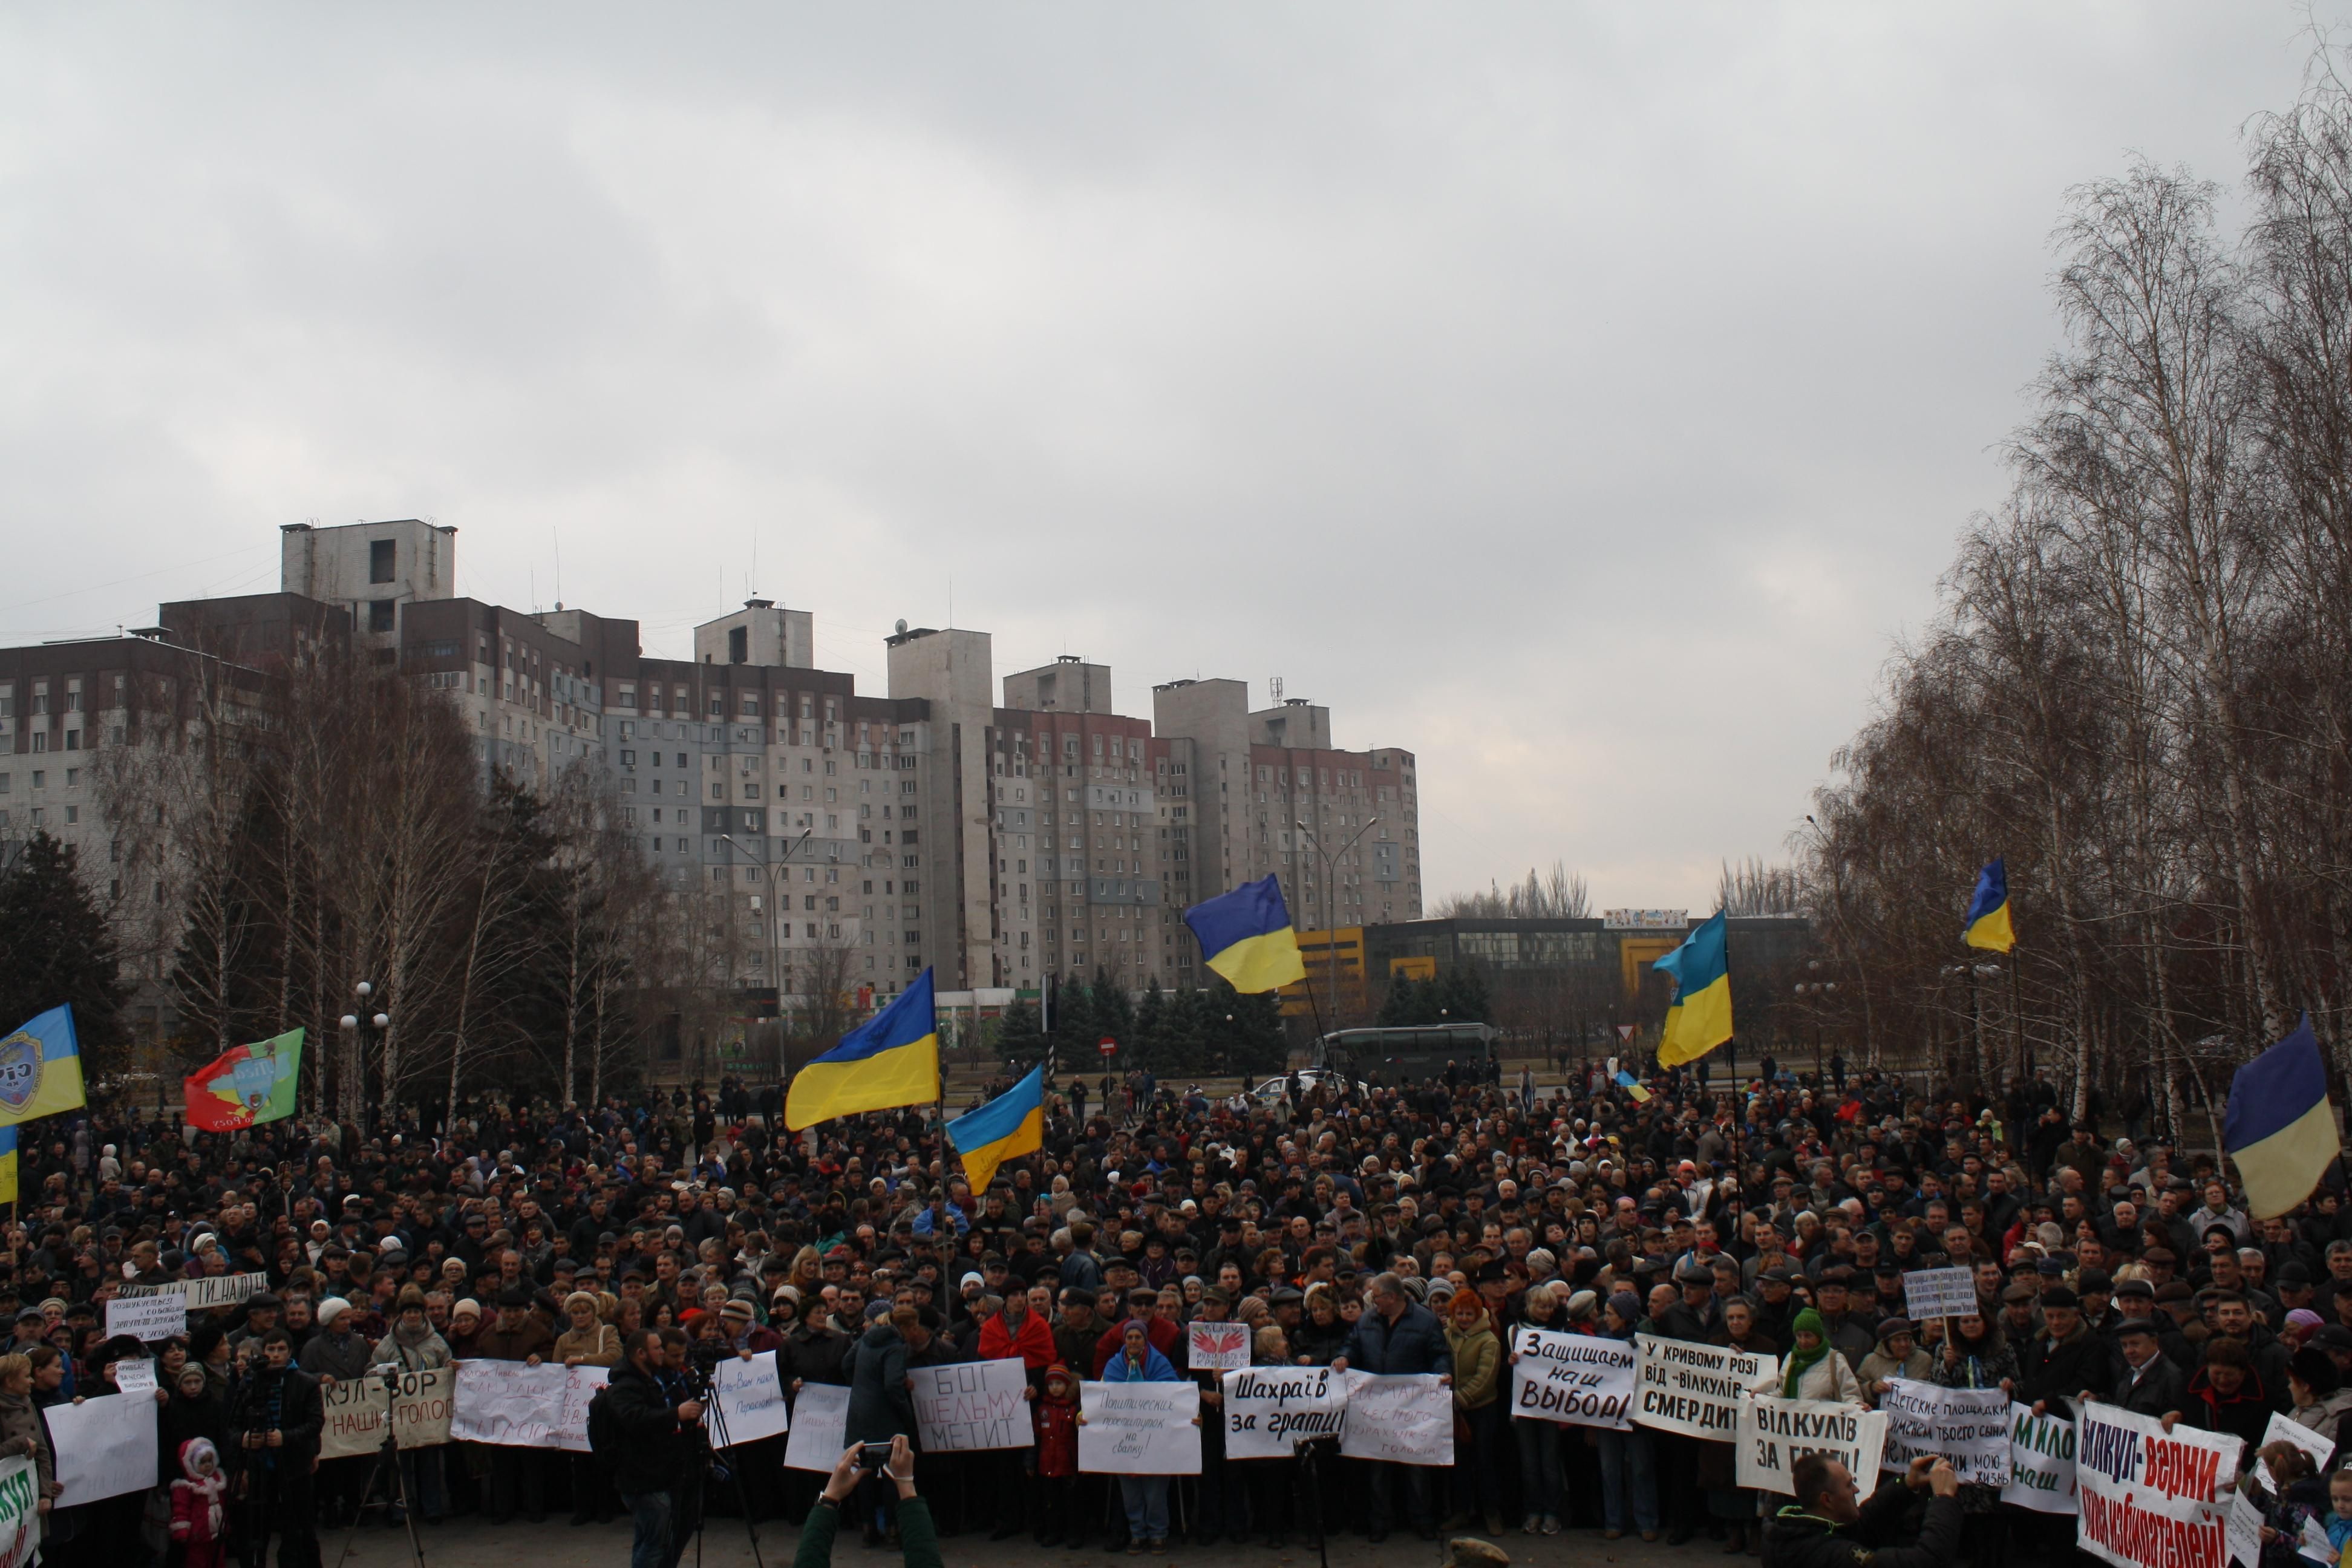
[603,1328,705,1568]
[1762,1453,1961,1568]
[227,1329,325,1568]
[2103,1318,2189,1419]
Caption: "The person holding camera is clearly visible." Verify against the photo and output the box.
[225,1329,322,1568]
[600,1328,705,1568]
[797,1436,939,1568]
[1760,1454,1961,1568]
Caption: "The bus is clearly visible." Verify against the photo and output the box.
[1313,1023,1498,1087]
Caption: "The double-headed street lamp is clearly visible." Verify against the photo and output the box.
[1292,814,1380,1033]
[338,981,388,1123]
[722,827,814,1077]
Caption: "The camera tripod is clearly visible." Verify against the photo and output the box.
[684,1359,767,1568]
[328,1368,428,1568]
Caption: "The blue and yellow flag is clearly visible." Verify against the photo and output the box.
[0,1007,87,1127]
[1183,875,1307,993]
[946,1064,1045,1196]
[1613,1070,1652,1105]
[785,969,940,1130]
[1963,859,2015,953]
[2225,1014,2338,1220]
[1654,911,1733,1068]
[0,1127,19,1208]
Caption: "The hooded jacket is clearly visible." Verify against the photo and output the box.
[169,1439,226,1547]
[1033,1365,1080,1478]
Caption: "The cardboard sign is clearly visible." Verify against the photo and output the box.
[1186,1321,1250,1373]
[910,1358,1027,1452]
[783,1383,851,1473]
[2073,1400,2238,1568]
[1633,1334,1777,1440]
[707,1351,789,1448]
[1737,1396,1889,1501]
[1339,1372,1454,1467]
[1901,1267,1981,1322]
[1221,1366,1347,1459]
[105,1290,188,1342]
[1079,1380,1201,1475]
[50,1391,159,1504]
[448,1359,608,1453]
[1508,1325,1637,1431]
[0,1457,37,1568]
[1877,1377,2011,1486]
[2001,1402,2079,1515]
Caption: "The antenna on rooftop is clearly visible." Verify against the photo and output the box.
[1270,675,1285,704]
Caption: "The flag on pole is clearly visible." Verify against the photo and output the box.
[0,1007,87,1126]
[1962,859,2016,953]
[2225,1014,2339,1220]
[184,1029,304,1132]
[946,1064,1046,1196]
[1613,1070,1652,1105]
[1183,875,1307,994]
[1653,912,1733,1067]
[786,969,941,1130]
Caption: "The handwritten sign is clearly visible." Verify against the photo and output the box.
[783,1383,850,1472]
[1339,1372,1454,1466]
[2259,1412,2333,1489]
[911,1358,1027,1452]
[105,1290,188,1342]
[1737,1396,1889,1501]
[111,1359,157,1397]
[2002,1402,2079,1514]
[2074,1400,2238,1568]
[1508,1325,1636,1431]
[1221,1366,1347,1460]
[1633,1334,1777,1440]
[1186,1321,1249,1373]
[1079,1380,1200,1475]
[448,1360,608,1453]
[707,1351,789,1448]
[1901,1267,1981,1322]
[49,1392,158,1504]
[1878,1377,2010,1486]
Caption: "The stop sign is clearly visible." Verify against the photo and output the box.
[1098,1037,1118,1057]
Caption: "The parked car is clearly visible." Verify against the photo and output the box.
[1244,1068,1365,1105]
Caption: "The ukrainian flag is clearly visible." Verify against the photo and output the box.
[1613,1070,1652,1105]
[785,970,940,1130]
[0,1007,87,1127]
[2226,1014,2339,1220]
[1183,875,1307,993]
[946,1064,1045,1196]
[0,1127,18,1208]
[1654,911,1733,1067]
[1962,859,2015,953]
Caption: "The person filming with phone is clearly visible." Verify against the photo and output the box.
[599,1328,705,1568]
[796,1436,941,1568]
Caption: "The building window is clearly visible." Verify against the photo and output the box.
[368,599,396,633]
[370,539,396,583]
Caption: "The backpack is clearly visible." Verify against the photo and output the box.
[585,1385,617,1462]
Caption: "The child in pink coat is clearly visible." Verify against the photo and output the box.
[169,1438,226,1568]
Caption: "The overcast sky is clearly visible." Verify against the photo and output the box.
[0,5,2325,909]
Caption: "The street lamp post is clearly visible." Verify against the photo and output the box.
[337,981,390,1128]
[723,828,812,1082]
[1293,814,1380,1033]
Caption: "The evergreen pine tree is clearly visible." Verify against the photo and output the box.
[996,999,1046,1067]
[0,834,128,1076]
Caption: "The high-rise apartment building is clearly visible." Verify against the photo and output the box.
[1,518,1424,1059]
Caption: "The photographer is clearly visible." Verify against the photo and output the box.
[1761,1454,1961,1568]
[601,1328,704,1568]
[225,1329,322,1568]
[797,1436,940,1568]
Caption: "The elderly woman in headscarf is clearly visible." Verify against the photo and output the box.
[1085,1319,1189,1552]
[1781,1307,1867,1404]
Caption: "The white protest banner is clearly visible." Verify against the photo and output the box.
[2259,1413,2334,1489]
[1878,1377,2010,1486]
[2225,1486,2264,1568]
[1901,1267,1981,1322]
[1186,1322,1249,1373]
[2074,1399,2238,1568]
[1633,1334,1778,1440]
[0,1457,34,1568]
[50,1390,159,1504]
[910,1359,1027,1452]
[186,1273,268,1311]
[2002,1402,2079,1515]
[320,1375,394,1460]
[1079,1381,1201,1475]
[783,1383,851,1473]
[105,1290,188,1342]
[1508,1325,1637,1431]
[389,1365,456,1449]
[1339,1372,1454,1467]
[113,1359,157,1397]
[1737,1396,1889,1501]
[1221,1366,1347,1460]
[707,1352,789,1448]
[449,1360,609,1453]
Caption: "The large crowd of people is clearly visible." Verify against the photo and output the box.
[3,1051,2348,1568]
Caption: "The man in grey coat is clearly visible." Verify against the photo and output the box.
[1331,1273,1453,1543]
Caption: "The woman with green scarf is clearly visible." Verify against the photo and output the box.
[1780,1307,1867,1405]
